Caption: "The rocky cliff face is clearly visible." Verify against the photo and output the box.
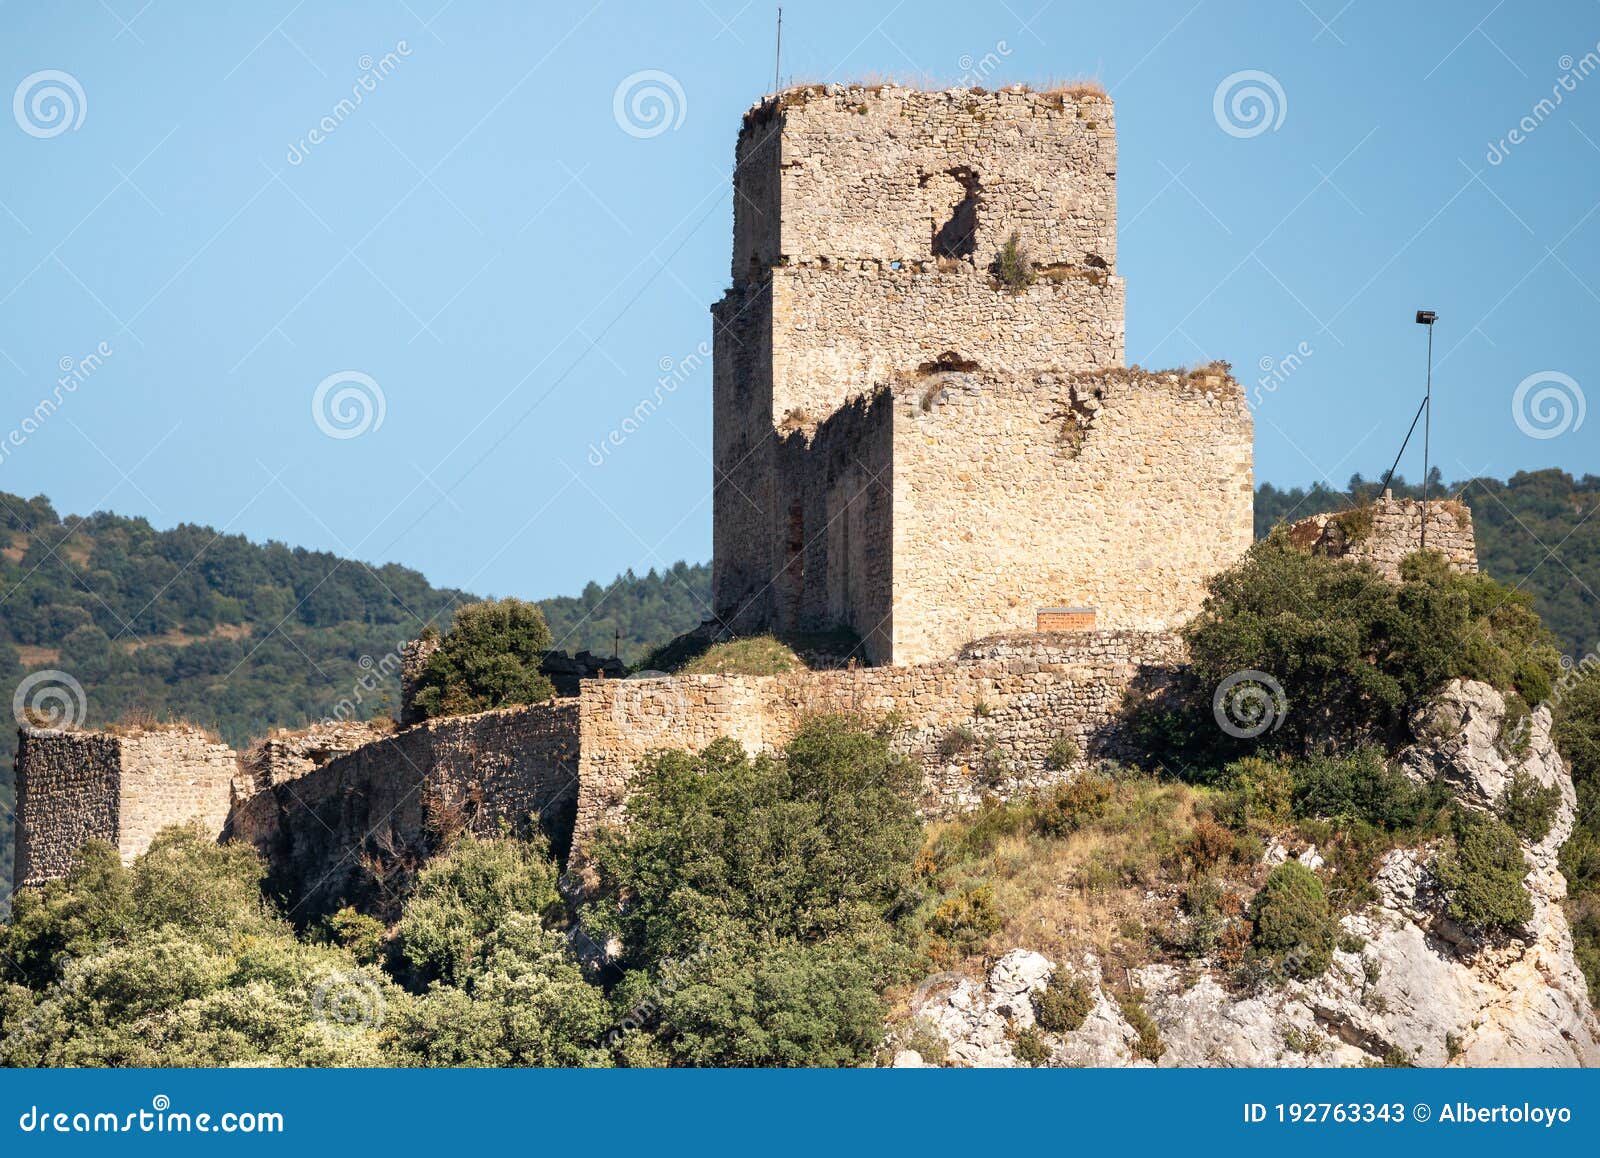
[900,680,1600,1067]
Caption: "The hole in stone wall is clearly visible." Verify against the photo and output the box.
[916,350,980,376]
[932,166,982,259]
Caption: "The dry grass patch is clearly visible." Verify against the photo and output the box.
[678,635,802,676]
[917,774,1216,977]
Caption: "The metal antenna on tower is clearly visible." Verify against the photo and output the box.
[774,8,783,94]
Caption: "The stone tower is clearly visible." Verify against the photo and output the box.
[711,84,1253,665]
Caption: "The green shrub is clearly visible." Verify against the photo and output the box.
[1569,897,1600,1004]
[938,724,979,759]
[645,939,889,1067]
[392,834,564,987]
[1433,811,1534,934]
[1044,736,1080,771]
[1283,1026,1326,1055]
[1118,992,1165,1062]
[927,886,1002,954]
[386,912,611,1067]
[1034,971,1094,1033]
[410,598,556,719]
[1220,756,1293,826]
[1249,861,1335,979]
[1036,774,1113,838]
[1499,770,1561,842]
[994,231,1036,294]
[322,907,387,966]
[1011,1024,1052,1066]
[1180,875,1226,956]
[1554,665,1600,902]
[1498,691,1533,758]
[0,828,399,1067]
[1153,535,1560,762]
[1289,748,1449,832]
[678,634,800,676]
[584,717,924,969]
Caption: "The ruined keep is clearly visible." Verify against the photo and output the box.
[712,85,1255,664]
[1285,493,1479,581]
[14,724,235,887]
[14,84,1397,913]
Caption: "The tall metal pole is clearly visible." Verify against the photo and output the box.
[1421,321,1433,552]
[774,8,783,94]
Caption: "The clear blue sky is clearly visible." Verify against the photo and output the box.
[1,0,1596,602]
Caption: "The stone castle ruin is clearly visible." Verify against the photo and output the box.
[712,86,1253,664]
[11,85,1480,913]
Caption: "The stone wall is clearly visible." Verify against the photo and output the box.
[768,267,1125,429]
[1286,496,1478,581]
[771,388,896,657]
[234,720,395,798]
[889,365,1254,664]
[227,700,580,919]
[574,630,1185,846]
[13,725,234,887]
[736,86,1118,273]
[19,633,1189,908]
[13,727,120,887]
[115,729,236,865]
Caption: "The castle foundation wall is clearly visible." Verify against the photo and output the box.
[574,629,1185,846]
[226,700,580,918]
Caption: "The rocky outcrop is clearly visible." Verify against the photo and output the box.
[904,681,1600,1067]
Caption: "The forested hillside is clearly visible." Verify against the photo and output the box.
[0,490,707,910]
[1,471,1593,909]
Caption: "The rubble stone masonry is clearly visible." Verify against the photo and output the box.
[14,725,234,887]
[574,630,1186,846]
[1286,496,1478,581]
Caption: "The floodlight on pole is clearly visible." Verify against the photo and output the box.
[1415,310,1437,551]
